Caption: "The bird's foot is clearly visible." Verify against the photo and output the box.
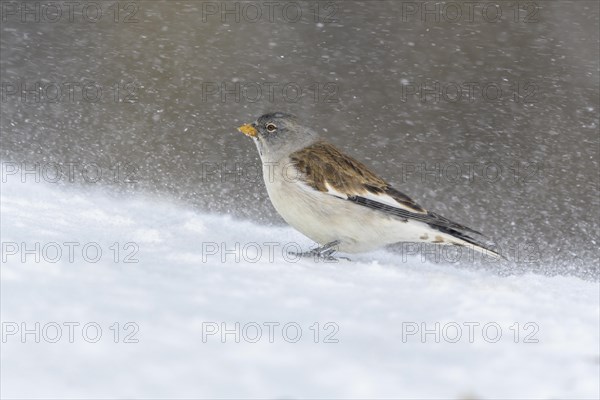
[288,240,351,262]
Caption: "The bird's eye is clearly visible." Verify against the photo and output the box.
[266,123,277,133]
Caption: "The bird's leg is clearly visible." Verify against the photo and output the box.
[289,240,351,262]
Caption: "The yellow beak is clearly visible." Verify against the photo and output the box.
[238,124,258,138]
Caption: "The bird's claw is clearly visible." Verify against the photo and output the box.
[287,240,351,262]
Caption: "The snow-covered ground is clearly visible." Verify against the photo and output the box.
[1,177,599,399]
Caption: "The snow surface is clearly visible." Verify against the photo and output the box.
[1,178,599,399]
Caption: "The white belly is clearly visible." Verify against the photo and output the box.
[262,162,430,253]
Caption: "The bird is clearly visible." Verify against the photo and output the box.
[237,112,501,260]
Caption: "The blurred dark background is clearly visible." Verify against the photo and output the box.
[1,1,598,278]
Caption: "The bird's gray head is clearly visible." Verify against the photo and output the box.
[238,112,319,162]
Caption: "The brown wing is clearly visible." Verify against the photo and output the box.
[289,140,426,213]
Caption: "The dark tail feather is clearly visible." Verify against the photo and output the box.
[431,224,505,260]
